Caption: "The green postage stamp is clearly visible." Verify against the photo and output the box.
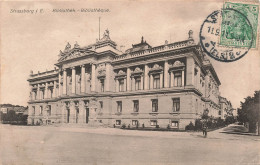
[220,2,259,48]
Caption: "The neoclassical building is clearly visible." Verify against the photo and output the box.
[27,30,222,130]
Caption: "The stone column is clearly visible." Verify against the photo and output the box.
[61,102,66,123]
[58,71,62,96]
[37,84,40,100]
[63,69,67,95]
[29,85,32,100]
[53,81,57,98]
[45,82,48,99]
[123,78,127,91]
[140,75,144,90]
[131,77,135,91]
[186,56,194,86]
[182,70,185,87]
[150,74,153,89]
[127,68,131,91]
[69,101,76,123]
[144,64,149,90]
[164,61,169,88]
[105,63,111,91]
[115,79,119,92]
[81,65,85,93]
[170,72,174,87]
[72,67,76,94]
[160,73,163,89]
[91,64,96,92]
[79,101,85,123]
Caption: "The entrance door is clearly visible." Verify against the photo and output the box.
[86,108,89,123]
[67,108,70,123]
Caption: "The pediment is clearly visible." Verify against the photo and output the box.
[58,49,94,62]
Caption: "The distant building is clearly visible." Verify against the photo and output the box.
[27,29,224,130]
[219,96,233,119]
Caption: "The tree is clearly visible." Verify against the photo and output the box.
[237,91,260,134]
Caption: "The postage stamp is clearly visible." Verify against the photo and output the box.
[220,2,259,48]
[200,8,253,62]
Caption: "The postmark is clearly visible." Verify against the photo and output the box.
[220,2,259,49]
[200,8,254,62]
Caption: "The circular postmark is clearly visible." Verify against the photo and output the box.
[200,8,254,62]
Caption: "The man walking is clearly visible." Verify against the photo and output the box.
[202,121,208,138]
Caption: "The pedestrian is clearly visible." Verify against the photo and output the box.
[202,122,208,138]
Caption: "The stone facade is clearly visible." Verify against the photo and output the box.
[27,30,223,130]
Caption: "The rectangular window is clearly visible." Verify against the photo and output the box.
[99,101,103,110]
[135,77,141,90]
[150,120,157,126]
[219,111,221,115]
[34,91,37,100]
[32,106,35,115]
[172,98,180,112]
[50,88,53,98]
[42,90,45,99]
[153,74,160,89]
[133,100,139,112]
[174,72,182,87]
[152,99,158,112]
[40,106,43,115]
[47,105,51,116]
[119,79,124,92]
[117,101,122,113]
[116,120,121,125]
[132,120,138,126]
[171,121,178,127]
[100,79,105,92]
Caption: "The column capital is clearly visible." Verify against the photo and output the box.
[71,66,76,69]
[62,68,67,72]
[80,64,86,68]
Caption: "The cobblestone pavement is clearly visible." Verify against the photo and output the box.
[0,124,259,165]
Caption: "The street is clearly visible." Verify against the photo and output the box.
[0,124,259,165]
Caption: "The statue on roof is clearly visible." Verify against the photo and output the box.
[99,29,111,41]
[64,42,71,53]
[188,30,193,39]
[74,41,80,48]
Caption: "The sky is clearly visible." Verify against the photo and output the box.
[0,1,259,108]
